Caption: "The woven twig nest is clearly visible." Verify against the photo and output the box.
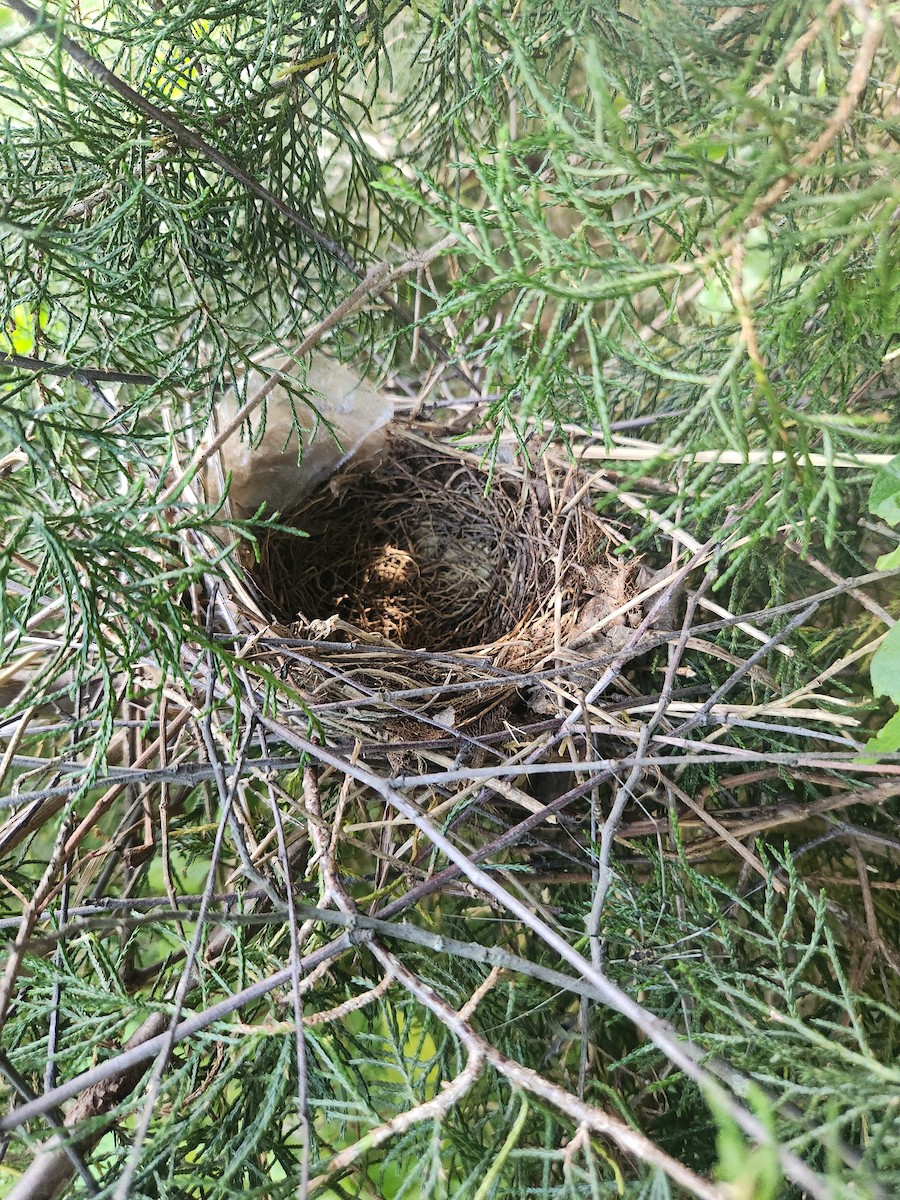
[248,426,638,743]
[257,430,537,651]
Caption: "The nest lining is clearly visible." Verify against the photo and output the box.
[256,433,560,652]
[251,428,636,737]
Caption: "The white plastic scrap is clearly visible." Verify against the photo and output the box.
[208,350,393,520]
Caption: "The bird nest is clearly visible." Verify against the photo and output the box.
[248,427,638,744]
[257,431,538,652]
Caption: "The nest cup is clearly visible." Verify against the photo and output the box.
[253,427,630,669]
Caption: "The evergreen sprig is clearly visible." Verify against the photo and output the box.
[1,2,898,1198]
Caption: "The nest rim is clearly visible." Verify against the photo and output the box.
[246,425,637,735]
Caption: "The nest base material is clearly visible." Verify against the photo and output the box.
[255,429,633,664]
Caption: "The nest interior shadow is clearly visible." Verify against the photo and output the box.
[256,431,558,652]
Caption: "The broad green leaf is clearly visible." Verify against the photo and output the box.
[863,709,900,757]
[868,455,900,526]
[871,622,900,702]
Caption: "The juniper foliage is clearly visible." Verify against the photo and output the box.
[1,1,899,1198]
